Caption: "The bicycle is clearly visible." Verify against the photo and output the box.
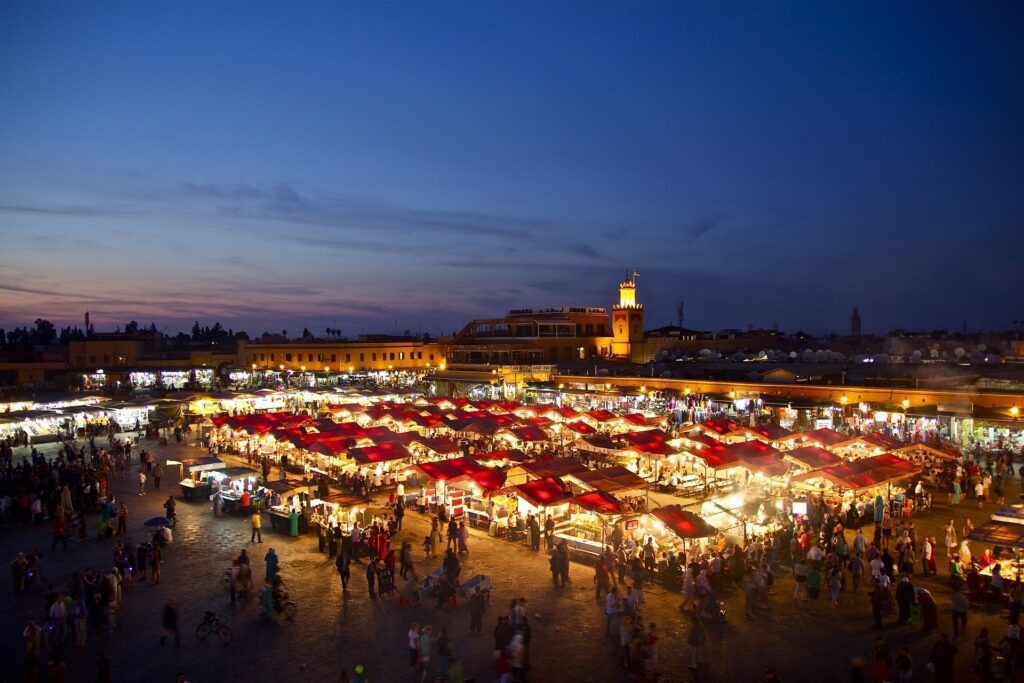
[195,611,232,644]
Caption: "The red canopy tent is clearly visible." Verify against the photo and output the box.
[573,490,628,515]
[784,445,844,470]
[513,477,573,507]
[561,421,597,435]
[650,505,718,540]
[347,442,413,465]
[472,449,529,463]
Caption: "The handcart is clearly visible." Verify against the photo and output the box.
[458,573,492,602]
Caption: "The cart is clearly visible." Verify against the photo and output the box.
[377,567,395,597]
[420,566,446,598]
[458,573,492,602]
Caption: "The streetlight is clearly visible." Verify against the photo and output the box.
[348,365,354,373]
[301,365,306,372]
[1012,406,1020,418]
[840,395,848,405]
[251,363,257,370]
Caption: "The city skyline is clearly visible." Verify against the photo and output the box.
[1,2,1022,336]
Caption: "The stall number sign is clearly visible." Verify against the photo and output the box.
[625,519,639,531]
[815,418,832,430]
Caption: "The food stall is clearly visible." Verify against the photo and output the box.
[510,477,574,541]
[644,504,719,557]
[553,490,629,557]
[564,465,649,511]
[789,453,922,525]
[307,492,372,538]
[504,457,588,486]
[171,457,226,501]
[209,467,261,513]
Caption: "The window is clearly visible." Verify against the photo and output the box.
[598,325,606,336]
[429,354,434,361]
[286,354,292,362]
[399,352,405,360]
[585,324,593,335]
[372,353,377,361]
[270,353,275,361]
[417,352,423,360]
[330,353,336,363]
[359,353,364,362]
[317,353,324,362]
[345,353,350,362]
[260,353,265,361]
[389,352,395,361]
[307,353,313,362]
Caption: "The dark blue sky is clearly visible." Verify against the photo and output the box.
[1,1,1021,337]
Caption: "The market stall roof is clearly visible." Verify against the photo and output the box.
[621,413,660,427]
[650,505,718,539]
[0,409,63,422]
[688,442,740,470]
[575,434,620,453]
[169,457,224,472]
[728,424,793,442]
[968,521,1024,548]
[472,449,528,463]
[469,468,508,492]
[623,441,678,457]
[553,406,581,420]
[695,418,742,436]
[573,490,628,515]
[993,503,1024,524]
[585,409,617,423]
[682,433,725,449]
[778,427,848,448]
[262,479,306,494]
[891,443,957,461]
[414,457,487,482]
[522,416,554,428]
[724,441,789,477]
[347,442,412,464]
[417,436,461,455]
[561,420,597,435]
[445,417,501,435]
[513,477,573,507]
[621,429,670,446]
[213,466,259,480]
[790,453,921,490]
[569,466,648,494]
[784,445,844,471]
[516,458,589,481]
[501,426,551,443]
[833,433,903,452]
[308,440,352,456]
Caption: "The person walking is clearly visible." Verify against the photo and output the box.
[160,598,180,646]
[51,516,69,552]
[469,586,485,634]
[951,586,969,639]
[153,463,163,490]
[400,541,414,580]
[138,470,147,495]
[336,550,351,593]
[265,548,279,582]
[250,510,263,543]
[116,502,128,537]
[366,557,378,599]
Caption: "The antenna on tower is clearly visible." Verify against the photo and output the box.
[677,301,685,329]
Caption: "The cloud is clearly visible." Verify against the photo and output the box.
[679,216,725,243]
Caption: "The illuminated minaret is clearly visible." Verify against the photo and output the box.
[851,307,861,337]
[611,270,644,358]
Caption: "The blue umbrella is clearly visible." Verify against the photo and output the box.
[144,517,172,527]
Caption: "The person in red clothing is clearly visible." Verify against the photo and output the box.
[240,490,251,512]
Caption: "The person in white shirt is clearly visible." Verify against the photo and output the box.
[869,556,884,582]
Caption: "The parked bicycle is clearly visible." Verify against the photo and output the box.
[195,611,232,644]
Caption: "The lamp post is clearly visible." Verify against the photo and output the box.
[902,399,910,440]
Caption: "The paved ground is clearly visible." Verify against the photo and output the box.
[1,438,1017,683]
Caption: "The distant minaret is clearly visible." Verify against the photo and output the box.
[84,311,90,331]
[851,307,861,337]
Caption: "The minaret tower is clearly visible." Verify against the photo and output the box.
[611,270,644,358]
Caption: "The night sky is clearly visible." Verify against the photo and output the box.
[1,2,1021,337]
